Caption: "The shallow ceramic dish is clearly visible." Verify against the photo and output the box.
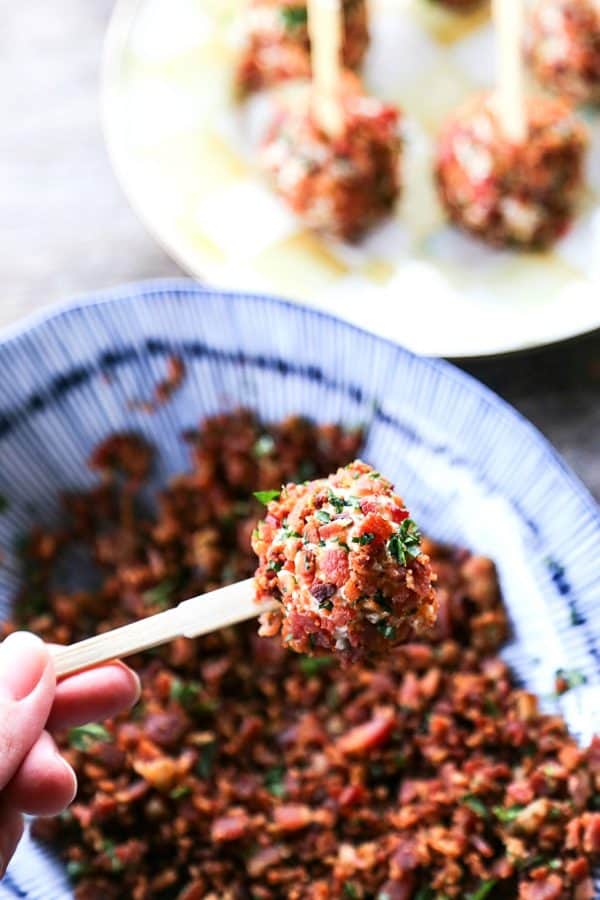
[102,0,600,358]
[0,280,598,897]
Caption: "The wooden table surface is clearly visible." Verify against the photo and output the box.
[2,0,599,500]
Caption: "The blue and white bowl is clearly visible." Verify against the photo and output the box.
[0,280,598,899]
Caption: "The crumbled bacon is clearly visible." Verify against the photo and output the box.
[6,410,596,899]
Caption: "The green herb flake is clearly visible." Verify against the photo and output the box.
[142,577,176,609]
[555,667,588,691]
[315,509,331,524]
[264,765,286,798]
[66,860,89,881]
[493,804,524,823]
[197,741,218,779]
[462,795,489,820]
[68,723,112,751]
[337,540,350,551]
[280,5,308,29]
[170,678,202,709]
[318,598,333,611]
[169,785,192,800]
[466,880,497,900]
[343,883,359,899]
[387,518,421,566]
[254,489,281,505]
[327,490,346,513]
[377,622,397,640]
[253,434,275,458]
[484,698,500,717]
[354,532,375,545]
[102,839,124,872]
[268,559,284,572]
[299,655,334,675]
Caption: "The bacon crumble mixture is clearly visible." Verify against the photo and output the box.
[3,411,599,899]
[435,92,588,248]
[236,0,369,95]
[527,0,600,106]
[252,461,437,662]
[261,78,401,240]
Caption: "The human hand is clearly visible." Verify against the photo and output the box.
[0,631,140,878]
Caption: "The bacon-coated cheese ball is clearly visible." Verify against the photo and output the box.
[527,0,600,105]
[236,0,369,95]
[260,79,401,240]
[435,92,587,248]
[252,460,438,662]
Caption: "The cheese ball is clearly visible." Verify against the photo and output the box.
[236,0,369,95]
[260,81,401,240]
[527,0,600,105]
[435,92,587,248]
[252,460,438,663]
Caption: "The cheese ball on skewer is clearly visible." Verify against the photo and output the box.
[527,0,600,105]
[236,0,369,95]
[252,460,438,663]
[435,92,587,248]
[260,77,401,240]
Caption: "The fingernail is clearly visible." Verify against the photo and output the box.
[0,633,49,701]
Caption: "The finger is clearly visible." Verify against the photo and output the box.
[47,661,141,731]
[0,633,55,791]
[3,730,77,817]
[0,799,24,879]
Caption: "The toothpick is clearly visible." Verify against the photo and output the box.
[307,0,344,138]
[492,0,527,142]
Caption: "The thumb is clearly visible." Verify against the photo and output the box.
[0,633,55,791]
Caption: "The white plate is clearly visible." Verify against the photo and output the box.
[102,0,600,357]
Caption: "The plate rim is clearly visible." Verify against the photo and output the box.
[100,0,600,360]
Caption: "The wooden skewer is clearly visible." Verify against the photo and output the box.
[492,0,527,142]
[307,0,344,137]
[50,579,278,678]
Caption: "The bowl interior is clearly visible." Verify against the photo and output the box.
[0,281,598,898]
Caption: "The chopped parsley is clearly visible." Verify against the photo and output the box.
[555,667,587,691]
[353,532,375,545]
[68,723,112,750]
[343,883,359,899]
[466,881,497,900]
[66,860,89,881]
[493,804,524,823]
[462,795,489,819]
[318,598,333,611]
[299,655,334,675]
[337,540,350,551]
[315,509,331,523]
[377,622,396,640]
[254,489,281,505]
[102,839,124,872]
[280,5,308,29]
[169,785,192,800]
[387,518,421,565]
[196,741,218,779]
[142,577,177,608]
[484,698,500,717]
[170,678,201,709]
[253,434,275,458]
[327,489,345,513]
[264,765,286,798]
[268,559,284,572]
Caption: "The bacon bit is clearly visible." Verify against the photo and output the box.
[211,812,250,842]
[320,549,350,587]
[336,708,395,755]
[519,874,563,900]
[338,784,366,808]
[273,803,313,832]
[357,512,393,545]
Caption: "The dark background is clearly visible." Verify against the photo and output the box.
[3,0,598,499]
